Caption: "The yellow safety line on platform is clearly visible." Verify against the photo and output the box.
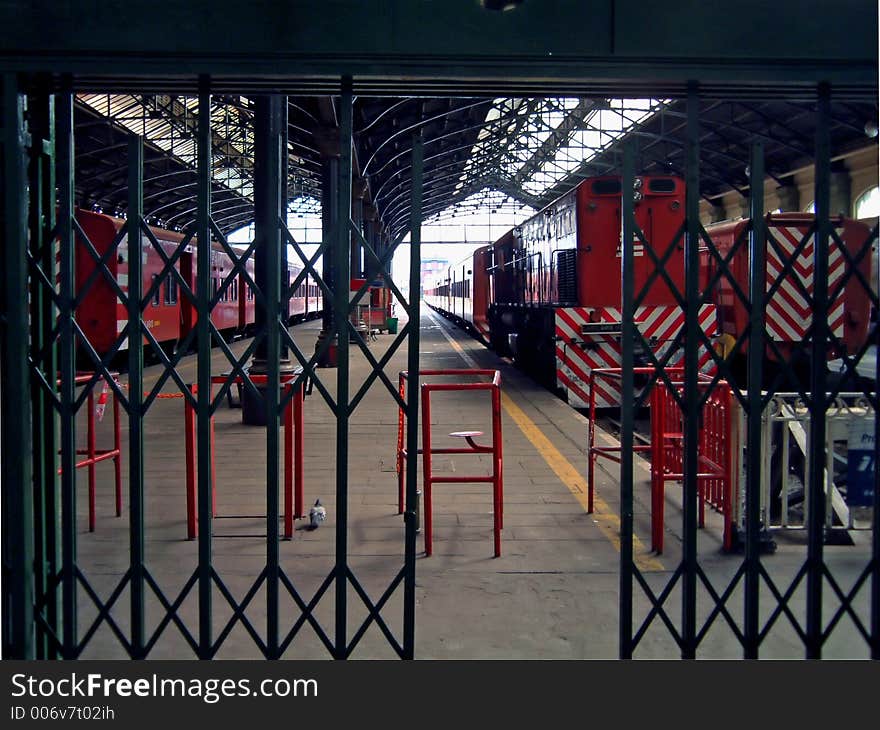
[426,311,664,573]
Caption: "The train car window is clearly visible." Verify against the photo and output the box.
[647,178,677,193]
[151,274,161,307]
[163,274,177,305]
[591,179,622,196]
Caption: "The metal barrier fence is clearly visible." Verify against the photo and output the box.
[651,377,735,553]
[587,367,735,553]
[60,373,122,533]
[587,367,682,515]
[729,392,876,534]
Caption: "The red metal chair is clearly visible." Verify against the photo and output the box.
[397,369,503,557]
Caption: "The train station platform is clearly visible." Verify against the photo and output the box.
[71,308,873,659]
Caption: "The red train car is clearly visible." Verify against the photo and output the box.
[703,213,874,372]
[425,245,491,340]
[74,209,323,360]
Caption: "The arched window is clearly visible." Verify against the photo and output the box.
[854,185,880,219]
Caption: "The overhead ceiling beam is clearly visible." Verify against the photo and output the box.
[2,1,875,96]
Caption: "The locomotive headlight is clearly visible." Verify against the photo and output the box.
[633,190,643,202]
[633,177,643,190]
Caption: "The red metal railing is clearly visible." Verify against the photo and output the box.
[183,373,305,540]
[650,377,734,553]
[587,367,735,553]
[586,367,681,514]
[57,373,122,532]
[397,369,503,557]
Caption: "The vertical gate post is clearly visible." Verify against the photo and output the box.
[744,142,766,658]
[334,78,353,659]
[196,76,214,658]
[1,72,35,659]
[280,98,290,363]
[873,319,879,660]
[806,81,832,659]
[254,93,284,657]
[127,134,146,657]
[27,86,59,659]
[681,81,702,659]
[56,83,77,659]
[403,132,424,659]
[619,140,636,660]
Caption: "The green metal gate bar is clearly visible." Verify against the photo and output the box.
[27,85,59,660]
[681,82,702,659]
[403,132,424,659]
[254,92,283,657]
[196,80,214,658]
[334,81,353,659]
[58,86,78,659]
[619,140,636,660]
[127,134,146,658]
[806,83,831,659]
[744,141,766,660]
[1,72,35,660]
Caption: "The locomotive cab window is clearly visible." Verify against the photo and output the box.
[151,274,161,307]
[647,178,677,194]
[591,179,622,196]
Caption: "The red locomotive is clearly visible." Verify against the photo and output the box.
[425,175,875,406]
[74,208,323,360]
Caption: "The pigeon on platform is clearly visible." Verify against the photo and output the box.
[308,499,326,530]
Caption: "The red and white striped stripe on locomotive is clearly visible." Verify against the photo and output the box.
[704,213,872,367]
[74,208,323,359]
[554,305,718,408]
[424,175,875,409]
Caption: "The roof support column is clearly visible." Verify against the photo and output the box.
[776,182,800,212]
[315,126,340,367]
[351,178,366,280]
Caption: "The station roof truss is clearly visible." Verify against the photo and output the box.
[68,91,878,241]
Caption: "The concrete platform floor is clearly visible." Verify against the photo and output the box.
[67,308,875,659]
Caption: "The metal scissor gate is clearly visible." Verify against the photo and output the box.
[1,79,424,659]
[616,87,878,659]
[2,76,878,658]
